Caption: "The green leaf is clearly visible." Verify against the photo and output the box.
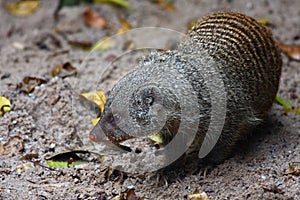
[162,0,175,3]
[94,0,130,8]
[275,95,300,115]
[59,0,93,7]
[45,150,91,168]
[91,37,115,51]
[46,161,86,168]
[275,95,292,109]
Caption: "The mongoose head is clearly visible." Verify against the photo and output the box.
[90,55,182,147]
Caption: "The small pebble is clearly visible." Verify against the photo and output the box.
[50,143,56,149]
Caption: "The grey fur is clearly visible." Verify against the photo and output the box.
[90,12,282,164]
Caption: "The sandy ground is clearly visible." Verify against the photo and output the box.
[0,0,299,199]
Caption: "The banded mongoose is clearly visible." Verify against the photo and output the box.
[90,12,282,164]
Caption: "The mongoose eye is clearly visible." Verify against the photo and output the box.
[144,96,154,105]
[106,112,121,124]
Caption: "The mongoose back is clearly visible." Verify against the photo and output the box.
[90,12,282,164]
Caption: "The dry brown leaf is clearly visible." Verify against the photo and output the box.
[0,136,24,156]
[84,6,107,29]
[17,76,47,93]
[152,0,176,11]
[21,153,39,160]
[126,188,142,200]
[285,163,300,176]
[51,62,78,78]
[278,42,300,61]
[68,40,93,50]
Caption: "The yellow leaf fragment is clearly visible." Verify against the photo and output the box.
[258,18,270,25]
[283,107,300,115]
[92,117,101,126]
[111,194,124,200]
[0,96,11,115]
[80,91,107,113]
[117,16,132,34]
[187,20,198,31]
[92,37,115,51]
[187,190,210,200]
[148,132,163,144]
[5,0,41,16]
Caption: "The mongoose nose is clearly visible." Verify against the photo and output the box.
[89,123,107,143]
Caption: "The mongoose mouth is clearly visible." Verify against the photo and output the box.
[89,110,134,144]
[89,123,133,144]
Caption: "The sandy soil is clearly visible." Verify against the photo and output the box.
[0,0,299,199]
